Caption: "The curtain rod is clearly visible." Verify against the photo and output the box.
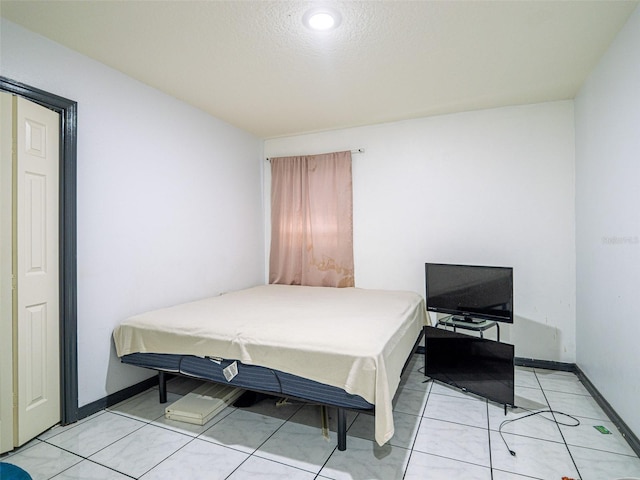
[266,148,365,162]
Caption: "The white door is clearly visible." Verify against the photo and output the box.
[0,94,61,449]
[0,92,14,454]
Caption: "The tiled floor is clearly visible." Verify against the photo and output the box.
[3,355,640,480]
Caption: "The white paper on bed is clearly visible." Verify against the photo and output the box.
[113,284,429,446]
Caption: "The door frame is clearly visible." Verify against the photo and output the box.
[0,76,78,425]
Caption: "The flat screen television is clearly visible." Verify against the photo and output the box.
[424,326,514,407]
[425,263,513,323]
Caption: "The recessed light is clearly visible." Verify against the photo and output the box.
[303,7,342,31]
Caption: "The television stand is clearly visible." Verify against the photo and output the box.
[437,315,500,341]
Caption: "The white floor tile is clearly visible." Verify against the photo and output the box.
[199,408,285,453]
[423,392,488,428]
[3,441,82,480]
[46,411,146,457]
[491,469,545,480]
[319,435,411,480]
[392,384,429,416]
[404,450,492,479]
[398,355,431,392]
[285,404,357,433]
[569,444,640,480]
[413,417,491,467]
[428,380,492,404]
[514,369,541,390]
[544,390,610,422]
[534,367,576,378]
[511,384,549,411]
[560,416,638,456]
[536,372,591,396]
[348,410,421,449]
[488,401,564,443]
[89,424,192,478]
[429,381,473,400]
[37,410,106,441]
[240,395,303,420]
[226,455,316,480]
[140,438,249,480]
[254,420,336,473]
[50,459,132,479]
[489,430,579,479]
[107,389,182,423]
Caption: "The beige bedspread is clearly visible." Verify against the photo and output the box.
[113,284,428,445]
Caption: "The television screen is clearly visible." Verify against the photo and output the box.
[425,263,513,323]
[424,326,514,406]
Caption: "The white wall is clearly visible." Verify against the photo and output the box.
[265,101,576,362]
[575,7,640,437]
[1,19,265,406]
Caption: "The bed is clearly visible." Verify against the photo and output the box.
[113,284,428,450]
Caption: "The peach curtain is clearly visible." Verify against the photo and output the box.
[269,151,354,287]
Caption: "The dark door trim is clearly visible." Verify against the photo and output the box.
[0,76,78,425]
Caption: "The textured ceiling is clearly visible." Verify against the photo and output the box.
[1,1,637,138]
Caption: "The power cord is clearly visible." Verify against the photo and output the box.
[499,408,580,456]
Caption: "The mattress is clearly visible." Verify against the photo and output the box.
[113,284,428,445]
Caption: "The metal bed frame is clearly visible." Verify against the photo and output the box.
[123,329,424,451]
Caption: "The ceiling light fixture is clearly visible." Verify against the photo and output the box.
[303,7,342,31]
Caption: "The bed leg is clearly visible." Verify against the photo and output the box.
[337,408,347,451]
[158,371,167,404]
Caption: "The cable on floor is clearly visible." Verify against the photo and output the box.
[499,408,580,456]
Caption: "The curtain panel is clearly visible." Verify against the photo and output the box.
[269,151,354,288]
